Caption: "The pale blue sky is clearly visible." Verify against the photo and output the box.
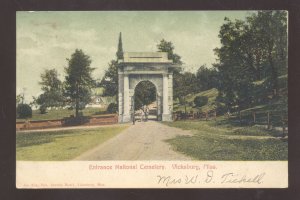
[17,11,252,102]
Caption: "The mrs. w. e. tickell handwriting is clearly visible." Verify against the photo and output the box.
[156,171,265,187]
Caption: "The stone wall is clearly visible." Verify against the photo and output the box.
[16,114,118,131]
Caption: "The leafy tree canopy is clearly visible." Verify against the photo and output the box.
[157,39,183,66]
[36,69,64,113]
[107,103,118,114]
[194,96,208,108]
[16,94,24,105]
[157,39,186,101]
[100,60,118,97]
[134,81,156,111]
[17,104,32,119]
[196,65,219,91]
[214,11,287,110]
[64,49,95,117]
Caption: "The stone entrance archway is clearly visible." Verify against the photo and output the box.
[118,52,175,123]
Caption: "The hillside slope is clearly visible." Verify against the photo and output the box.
[173,74,287,116]
[173,88,219,113]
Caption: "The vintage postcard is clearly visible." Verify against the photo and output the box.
[16,11,288,188]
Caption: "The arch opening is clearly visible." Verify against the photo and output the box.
[133,80,158,121]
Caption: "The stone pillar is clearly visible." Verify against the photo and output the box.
[118,73,123,122]
[169,73,173,117]
[123,74,130,122]
[162,74,171,121]
[156,94,162,121]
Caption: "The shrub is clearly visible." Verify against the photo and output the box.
[107,103,118,113]
[39,105,47,114]
[215,103,227,115]
[63,115,89,126]
[194,96,208,107]
[17,104,32,118]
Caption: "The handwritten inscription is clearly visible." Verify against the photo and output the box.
[156,171,265,186]
[157,170,215,186]
[221,172,265,184]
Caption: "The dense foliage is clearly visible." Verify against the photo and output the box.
[17,104,32,118]
[157,39,183,65]
[214,11,287,111]
[134,81,156,110]
[194,96,208,108]
[100,60,118,97]
[107,103,118,114]
[100,33,122,102]
[157,39,184,102]
[196,65,218,91]
[35,69,64,114]
[64,49,95,117]
[100,12,287,115]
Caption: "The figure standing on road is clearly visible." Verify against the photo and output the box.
[145,106,149,122]
[132,111,135,125]
[141,107,145,122]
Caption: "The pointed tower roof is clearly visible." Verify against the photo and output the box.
[116,32,124,60]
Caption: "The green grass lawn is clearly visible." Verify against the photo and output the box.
[16,125,128,161]
[163,119,287,160]
[16,107,107,122]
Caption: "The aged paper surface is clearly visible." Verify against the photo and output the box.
[16,11,288,188]
[16,161,287,188]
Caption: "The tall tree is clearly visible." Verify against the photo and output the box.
[116,32,124,60]
[101,33,123,98]
[157,39,182,65]
[64,49,95,117]
[36,69,64,113]
[246,11,287,94]
[214,11,287,110]
[100,60,118,97]
[157,39,184,101]
[196,65,219,91]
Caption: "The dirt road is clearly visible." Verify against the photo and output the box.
[75,120,193,160]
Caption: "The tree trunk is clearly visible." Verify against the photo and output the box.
[256,66,261,80]
[75,98,79,118]
[270,61,278,96]
[268,44,278,96]
[184,101,187,119]
[75,82,79,118]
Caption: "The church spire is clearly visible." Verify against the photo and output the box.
[116,32,124,60]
